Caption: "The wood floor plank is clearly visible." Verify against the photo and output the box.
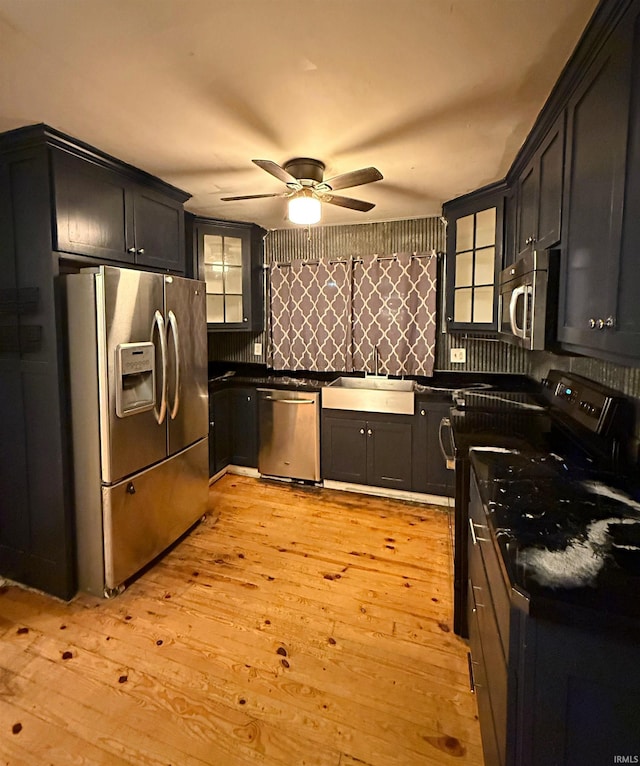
[0,474,482,766]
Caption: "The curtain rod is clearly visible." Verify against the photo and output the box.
[264,250,439,269]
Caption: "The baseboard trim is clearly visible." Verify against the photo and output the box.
[322,480,452,508]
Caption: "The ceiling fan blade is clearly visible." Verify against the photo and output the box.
[252,159,299,185]
[220,193,282,201]
[322,194,375,212]
[320,166,383,192]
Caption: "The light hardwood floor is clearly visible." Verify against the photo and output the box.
[0,475,483,766]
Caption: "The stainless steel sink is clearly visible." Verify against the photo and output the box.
[322,376,415,415]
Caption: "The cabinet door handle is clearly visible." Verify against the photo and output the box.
[209,420,215,427]
[468,516,478,545]
[438,417,455,470]
[367,429,372,436]
[605,316,615,329]
[359,428,365,435]
[472,584,485,607]
[127,247,136,254]
[420,409,426,416]
[467,653,477,693]
[589,318,597,329]
[137,248,145,255]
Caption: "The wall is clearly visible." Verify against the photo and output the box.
[208,216,531,375]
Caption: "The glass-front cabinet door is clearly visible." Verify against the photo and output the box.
[193,219,264,332]
[443,184,505,333]
[203,232,245,324]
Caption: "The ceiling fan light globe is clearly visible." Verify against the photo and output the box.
[288,195,321,225]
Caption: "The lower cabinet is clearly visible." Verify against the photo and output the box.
[413,400,455,497]
[209,389,231,477]
[468,471,640,766]
[321,412,412,490]
[322,401,455,496]
[229,387,258,467]
[209,386,259,477]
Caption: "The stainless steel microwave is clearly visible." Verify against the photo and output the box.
[498,250,559,350]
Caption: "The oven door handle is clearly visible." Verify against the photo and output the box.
[509,284,528,339]
[439,417,456,470]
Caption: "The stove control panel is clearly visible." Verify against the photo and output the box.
[542,371,622,435]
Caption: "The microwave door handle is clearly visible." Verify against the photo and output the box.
[509,284,528,339]
[167,310,180,420]
[151,310,168,424]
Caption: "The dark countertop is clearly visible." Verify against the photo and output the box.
[470,446,640,631]
[208,365,536,399]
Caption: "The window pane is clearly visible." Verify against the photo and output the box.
[473,285,494,323]
[225,295,243,323]
[224,237,243,266]
[203,235,223,264]
[456,215,474,252]
[475,247,495,285]
[455,251,473,287]
[225,265,243,295]
[476,208,496,248]
[204,264,224,294]
[454,287,472,323]
[207,295,224,323]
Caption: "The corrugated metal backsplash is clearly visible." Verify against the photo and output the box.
[208,216,529,375]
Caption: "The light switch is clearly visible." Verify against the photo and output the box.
[450,347,466,364]
[254,342,263,356]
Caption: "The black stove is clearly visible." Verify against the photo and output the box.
[450,369,636,636]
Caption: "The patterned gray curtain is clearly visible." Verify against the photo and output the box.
[268,259,352,372]
[352,253,437,376]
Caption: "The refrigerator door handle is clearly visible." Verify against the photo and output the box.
[151,310,168,424]
[167,309,180,420]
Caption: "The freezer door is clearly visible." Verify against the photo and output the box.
[101,438,208,593]
[164,275,208,455]
[100,266,167,482]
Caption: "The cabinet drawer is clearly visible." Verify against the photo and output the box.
[469,475,511,657]
[467,578,504,766]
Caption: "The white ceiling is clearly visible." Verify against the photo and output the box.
[0,0,598,230]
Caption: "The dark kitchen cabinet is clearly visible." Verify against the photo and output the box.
[229,386,258,467]
[0,124,191,599]
[53,149,187,273]
[468,471,640,766]
[413,400,455,497]
[192,217,265,331]
[514,113,565,259]
[443,182,506,333]
[558,2,638,360]
[209,388,231,477]
[321,411,412,491]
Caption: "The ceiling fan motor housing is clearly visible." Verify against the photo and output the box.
[283,157,325,184]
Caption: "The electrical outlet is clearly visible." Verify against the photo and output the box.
[450,347,466,364]
[253,342,263,356]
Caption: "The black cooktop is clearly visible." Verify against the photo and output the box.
[471,447,640,628]
[454,389,546,412]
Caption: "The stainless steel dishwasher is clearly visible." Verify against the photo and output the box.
[257,389,320,481]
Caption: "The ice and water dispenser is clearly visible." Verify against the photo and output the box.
[115,341,156,417]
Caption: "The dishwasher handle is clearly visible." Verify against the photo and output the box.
[264,396,315,404]
[439,416,456,471]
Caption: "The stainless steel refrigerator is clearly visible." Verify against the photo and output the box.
[65,266,208,597]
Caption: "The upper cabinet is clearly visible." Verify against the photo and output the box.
[192,217,265,332]
[443,184,506,333]
[514,113,565,260]
[53,148,187,273]
[558,0,640,363]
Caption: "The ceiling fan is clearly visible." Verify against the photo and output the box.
[221,158,383,224]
